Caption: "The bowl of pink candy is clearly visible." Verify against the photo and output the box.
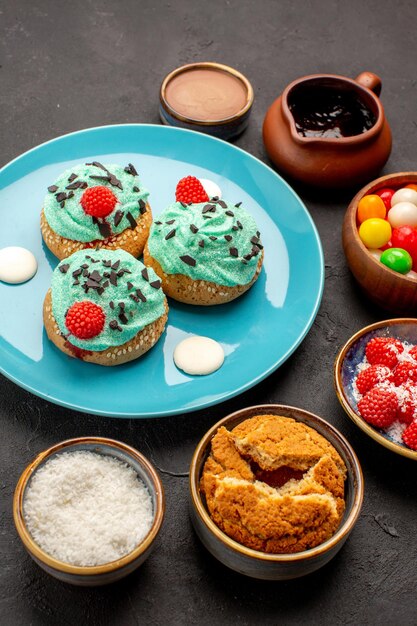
[343,172,417,312]
[334,318,417,460]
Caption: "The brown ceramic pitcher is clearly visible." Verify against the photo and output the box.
[263,72,392,188]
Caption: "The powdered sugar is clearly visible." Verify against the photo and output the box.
[23,451,153,567]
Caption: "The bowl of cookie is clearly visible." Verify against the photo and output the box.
[189,404,363,580]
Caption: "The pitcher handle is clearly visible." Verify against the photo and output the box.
[355,72,382,96]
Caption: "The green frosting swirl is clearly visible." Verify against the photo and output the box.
[51,249,166,351]
[147,199,262,287]
[44,163,149,242]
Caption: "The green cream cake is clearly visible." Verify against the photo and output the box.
[41,162,152,260]
[43,249,168,365]
[144,198,263,305]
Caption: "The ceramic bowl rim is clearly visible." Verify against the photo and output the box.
[13,436,166,576]
[189,403,364,563]
[281,73,384,146]
[345,171,417,286]
[160,61,254,126]
[334,318,417,461]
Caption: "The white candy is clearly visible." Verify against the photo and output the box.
[199,178,222,200]
[391,187,417,208]
[0,246,38,284]
[173,336,224,375]
[368,248,382,260]
[387,202,417,228]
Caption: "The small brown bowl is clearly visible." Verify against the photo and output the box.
[334,318,417,460]
[342,172,417,313]
[189,404,363,580]
[13,437,165,586]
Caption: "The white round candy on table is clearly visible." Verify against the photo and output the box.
[387,202,417,228]
[199,178,222,200]
[174,336,224,375]
[0,246,38,284]
[391,187,417,207]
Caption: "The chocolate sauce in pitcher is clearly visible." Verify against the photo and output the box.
[288,83,376,138]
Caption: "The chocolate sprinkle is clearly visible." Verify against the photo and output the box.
[86,161,123,190]
[218,200,227,208]
[232,225,239,231]
[224,235,233,242]
[109,271,118,286]
[150,280,161,289]
[81,264,89,269]
[244,253,252,261]
[155,221,162,225]
[211,196,219,201]
[225,210,234,217]
[109,320,123,332]
[252,245,260,255]
[133,186,140,192]
[180,202,188,208]
[83,268,89,277]
[180,255,196,267]
[124,163,138,176]
[103,272,110,278]
[229,247,238,257]
[256,231,260,238]
[130,294,139,303]
[126,212,137,230]
[202,204,216,214]
[141,268,149,281]
[136,289,147,302]
[127,281,134,290]
[166,219,175,225]
[89,270,102,283]
[118,301,125,309]
[235,202,242,207]
[203,215,212,219]
[72,280,80,286]
[114,210,124,227]
[72,268,82,277]
[165,229,176,240]
[198,240,205,248]
[190,224,199,234]
[237,221,243,229]
[209,236,217,241]
[102,260,112,267]
[241,259,248,265]
[68,173,78,183]
[97,221,111,239]
[66,180,87,190]
[138,199,147,214]
[119,312,128,325]
[55,192,67,203]
[251,236,260,245]
[102,280,109,288]
[48,185,58,193]
[112,260,120,271]
[59,264,69,273]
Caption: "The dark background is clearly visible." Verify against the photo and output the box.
[1,1,417,624]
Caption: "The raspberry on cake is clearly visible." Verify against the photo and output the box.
[43,249,168,366]
[41,162,152,260]
[144,179,264,305]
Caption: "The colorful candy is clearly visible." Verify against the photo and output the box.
[391,187,417,207]
[380,248,412,274]
[357,184,417,277]
[357,194,386,223]
[387,202,417,228]
[375,187,395,211]
[359,218,391,249]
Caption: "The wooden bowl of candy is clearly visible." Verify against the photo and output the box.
[334,319,417,460]
[342,172,417,313]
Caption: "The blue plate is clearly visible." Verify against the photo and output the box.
[0,124,323,417]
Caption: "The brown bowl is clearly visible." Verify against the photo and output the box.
[342,172,417,313]
[189,404,364,580]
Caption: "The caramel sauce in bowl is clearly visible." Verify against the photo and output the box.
[160,62,254,140]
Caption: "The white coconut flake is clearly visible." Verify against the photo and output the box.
[386,420,406,444]
[23,451,153,567]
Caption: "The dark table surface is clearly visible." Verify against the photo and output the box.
[1,1,417,624]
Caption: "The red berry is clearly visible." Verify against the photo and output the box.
[393,361,417,386]
[397,384,417,424]
[402,421,417,450]
[391,226,417,268]
[65,301,105,339]
[375,187,396,211]
[81,186,117,218]
[409,346,417,362]
[357,387,398,428]
[355,365,393,395]
[175,176,209,204]
[365,337,404,368]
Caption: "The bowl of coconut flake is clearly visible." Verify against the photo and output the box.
[13,437,165,585]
